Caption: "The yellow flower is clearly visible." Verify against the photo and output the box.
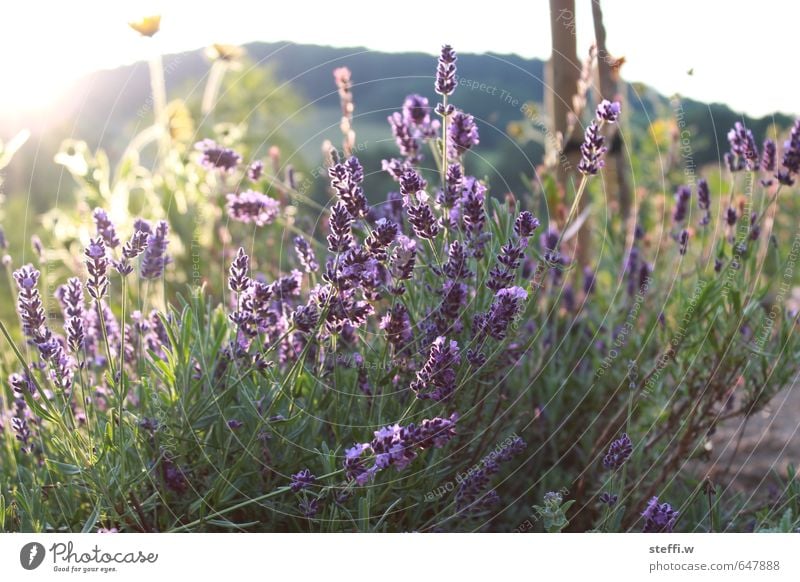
[128,15,161,38]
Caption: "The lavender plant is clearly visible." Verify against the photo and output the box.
[1,46,800,536]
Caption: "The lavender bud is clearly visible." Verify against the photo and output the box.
[602,433,633,470]
[435,45,457,97]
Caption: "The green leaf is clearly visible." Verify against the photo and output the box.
[82,502,102,533]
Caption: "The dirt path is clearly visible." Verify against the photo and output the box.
[703,383,800,497]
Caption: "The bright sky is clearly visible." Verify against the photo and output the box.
[1,0,798,118]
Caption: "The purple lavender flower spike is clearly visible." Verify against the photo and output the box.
[403,94,431,126]
[290,468,316,492]
[114,228,149,276]
[677,229,690,256]
[293,235,319,273]
[602,433,633,470]
[92,208,120,249]
[641,496,679,533]
[778,119,800,185]
[673,185,691,223]
[448,111,479,158]
[140,220,170,280]
[478,286,528,340]
[727,122,759,171]
[365,218,399,260]
[226,190,280,226]
[327,201,353,253]
[13,264,47,341]
[228,247,251,292]
[725,206,738,227]
[697,179,711,226]
[761,139,776,172]
[56,277,85,353]
[388,112,421,162]
[329,158,368,217]
[84,237,109,300]
[514,211,541,239]
[435,45,457,97]
[194,138,241,173]
[380,303,413,351]
[400,169,440,240]
[578,121,607,175]
[410,336,460,401]
[247,160,264,181]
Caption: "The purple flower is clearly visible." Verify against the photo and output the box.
[727,122,759,171]
[595,99,621,123]
[329,158,368,217]
[514,211,541,239]
[84,237,109,300]
[435,45,457,97]
[293,235,319,273]
[677,229,689,256]
[673,185,691,223]
[761,139,776,172]
[388,112,421,162]
[228,247,251,292]
[114,228,149,276]
[725,206,738,226]
[390,235,416,289]
[365,218,399,260]
[247,160,264,181]
[298,497,319,518]
[487,240,526,291]
[599,492,618,506]
[578,120,607,175]
[380,303,413,351]
[583,267,596,295]
[448,111,479,158]
[13,264,47,341]
[343,413,458,484]
[410,336,460,401]
[403,94,431,126]
[602,433,633,470]
[290,468,316,492]
[327,201,354,253]
[443,240,471,280]
[400,170,440,240]
[461,176,487,239]
[56,277,85,354]
[381,158,413,182]
[140,220,170,279]
[697,178,711,226]
[778,119,800,185]
[195,138,241,173]
[749,211,761,241]
[227,419,243,430]
[641,496,679,533]
[291,302,319,334]
[92,208,120,249]
[226,190,280,226]
[478,286,528,340]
